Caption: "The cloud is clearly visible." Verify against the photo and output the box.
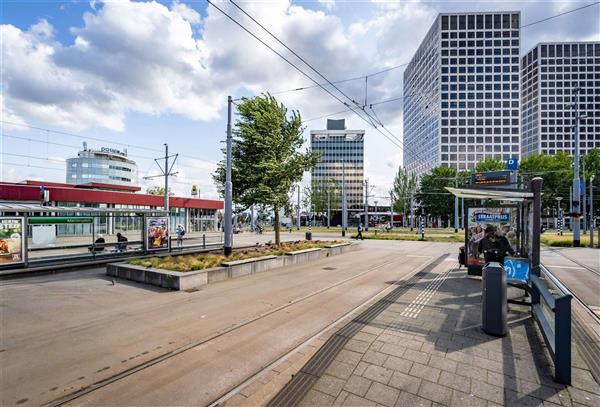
[318,0,336,11]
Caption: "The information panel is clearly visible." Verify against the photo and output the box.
[146,216,169,251]
[466,207,518,266]
[0,217,25,265]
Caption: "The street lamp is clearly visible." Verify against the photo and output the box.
[556,197,563,236]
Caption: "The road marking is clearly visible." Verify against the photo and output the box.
[400,264,454,319]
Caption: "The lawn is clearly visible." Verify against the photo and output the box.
[127,240,342,272]
[540,233,594,247]
[351,232,464,243]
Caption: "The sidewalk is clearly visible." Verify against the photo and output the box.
[243,254,599,407]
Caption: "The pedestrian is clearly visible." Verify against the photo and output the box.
[357,223,364,240]
[90,234,105,253]
[175,223,186,248]
[116,232,128,252]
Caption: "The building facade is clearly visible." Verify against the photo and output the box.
[404,12,521,176]
[522,42,600,157]
[310,119,364,222]
[66,142,138,187]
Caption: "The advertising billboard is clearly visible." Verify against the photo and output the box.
[466,207,518,267]
[146,216,169,251]
[0,217,25,265]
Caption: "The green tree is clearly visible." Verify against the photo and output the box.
[213,94,319,245]
[519,152,572,211]
[416,166,457,227]
[582,148,600,218]
[474,157,506,172]
[305,178,341,222]
[391,166,417,226]
[146,186,174,196]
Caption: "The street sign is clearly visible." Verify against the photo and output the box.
[506,158,519,170]
[28,217,93,224]
[471,171,512,186]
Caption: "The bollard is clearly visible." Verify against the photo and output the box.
[481,262,507,336]
[203,234,206,249]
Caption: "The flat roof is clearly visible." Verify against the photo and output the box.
[445,186,533,202]
[0,203,167,214]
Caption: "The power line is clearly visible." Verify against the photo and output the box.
[520,2,600,28]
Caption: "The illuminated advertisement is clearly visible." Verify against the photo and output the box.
[466,207,518,266]
[0,217,25,265]
[146,216,169,251]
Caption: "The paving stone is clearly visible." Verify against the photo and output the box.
[487,370,519,392]
[503,389,544,406]
[333,390,349,406]
[313,374,347,398]
[449,390,487,407]
[346,338,371,353]
[365,382,400,407]
[519,380,563,406]
[362,326,384,336]
[570,367,600,395]
[354,361,370,376]
[363,364,394,385]
[456,362,487,381]
[325,361,356,380]
[343,374,373,397]
[470,379,504,405]
[370,341,385,352]
[395,391,433,407]
[380,343,406,358]
[429,355,457,373]
[445,351,474,365]
[383,355,413,374]
[388,371,421,394]
[438,371,471,393]
[403,348,431,365]
[362,350,389,366]
[568,387,600,406]
[343,393,377,407]
[298,389,336,407]
[417,380,453,405]
[337,349,363,367]
[354,331,378,344]
[403,339,425,351]
[409,363,442,382]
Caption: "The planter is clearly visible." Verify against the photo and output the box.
[107,242,356,291]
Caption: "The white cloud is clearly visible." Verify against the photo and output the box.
[318,0,336,11]
[171,0,202,25]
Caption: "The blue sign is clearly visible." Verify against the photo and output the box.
[506,158,519,170]
[504,257,529,282]
[475,212,510,223]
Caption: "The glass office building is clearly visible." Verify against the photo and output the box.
[66,142,138,187]
[404,12,521,177]
[310,119,364,221]
[522,42,600,157]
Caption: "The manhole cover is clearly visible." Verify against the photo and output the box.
[323,267,336,270]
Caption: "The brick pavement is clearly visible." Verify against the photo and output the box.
[268,254,600,407]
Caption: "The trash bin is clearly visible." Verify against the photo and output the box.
[305,231,312,240]
[481,261,507,336]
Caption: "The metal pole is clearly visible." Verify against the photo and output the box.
[364,179,369,231]
[410,191,415,231]
[583,161,587,234]
[590,176,595,248]
[460,197,464,229]
[224,96,233,256]
[342,162,347,237]
[572,88,581,246]
[297,184,300,230]
[390,191,394,228]
[164,144,169,212]
[531,177,543,276]
[454,177,458,233]
[327,189,330,229]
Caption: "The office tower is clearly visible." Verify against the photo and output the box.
[66,142,138,186]
[522,42,600,156]
[310,119,364,223]
[404,12,521,176]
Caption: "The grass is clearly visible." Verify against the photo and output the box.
[541,233,593,247]
[351,233,464,243]
[127,240,342,272]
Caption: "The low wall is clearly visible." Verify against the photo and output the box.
[107,242,356,291]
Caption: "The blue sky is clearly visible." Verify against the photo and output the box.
[1,0,599,201]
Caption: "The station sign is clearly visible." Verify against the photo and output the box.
[28,217,93,224]
[471,170,512,187]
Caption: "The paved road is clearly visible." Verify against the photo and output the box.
[1,240,455,406]
[541,247,600,314]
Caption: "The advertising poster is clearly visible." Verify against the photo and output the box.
[0,217,25,265]
[146,216,169,251]
[467,207,518,266]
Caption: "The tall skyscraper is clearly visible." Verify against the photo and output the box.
[310,119,364,222]
[522,42,600,157]
[404,12,521,176]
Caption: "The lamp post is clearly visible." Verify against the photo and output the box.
[590,175,595,248]
[556,197,563,236]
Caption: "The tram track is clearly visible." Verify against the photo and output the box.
[546,246,600,277]
[45,244,437,407]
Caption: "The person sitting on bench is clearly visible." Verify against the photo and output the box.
[116,232,128,252]
[90,234,105,253]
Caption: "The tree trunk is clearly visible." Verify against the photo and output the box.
[274,206,280,246]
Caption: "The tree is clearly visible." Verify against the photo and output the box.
[146,186,174,196]
[213,94,319,245]
[416,166,457,227]
[391,166,417,226]
[475,157,505,172]
[582,148,600,218]
[304,178,341,224]
[519,152,572,211]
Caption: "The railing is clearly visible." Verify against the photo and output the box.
[531,265,573,384]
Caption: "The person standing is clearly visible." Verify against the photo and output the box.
[357,223,364,240]
[175,223,186,248]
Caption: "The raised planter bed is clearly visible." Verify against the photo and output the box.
[107,242,355,291]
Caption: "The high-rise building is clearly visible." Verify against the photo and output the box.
[66,142,138,187]
[522,42,600,157]
[310,119,364,222]
[404,12,521,176]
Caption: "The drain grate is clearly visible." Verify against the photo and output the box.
[268,253,449,407]
[322,267,336,271]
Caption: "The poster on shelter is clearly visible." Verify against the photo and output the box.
[0,217,25,265]
[146,216,169,251]
[467,207,518,265]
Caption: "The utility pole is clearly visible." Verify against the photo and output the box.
[454,177,459,233]
[556,197,563,236]
[342,162,347,237]
[582,161,587,234]
[460,197,464,229]
[297,184,301,230]
[590,175,595,248]
[389,191,394,229]
[327,188,331,229]
[224,95,233,256]
[144,143,178,213]
[410,191,415,231]
[572,88,582,246]
[364,179,369,231]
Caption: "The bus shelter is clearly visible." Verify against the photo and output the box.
[0,203,170,269]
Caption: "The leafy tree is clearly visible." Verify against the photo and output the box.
[146,186,174,196]
[519,152,572,211]
[416,166,457,227]
[474,157,506,172]
[213,94,319,245]
[582,148,600,218]
[391,166,417,226]
[304,178,341,222]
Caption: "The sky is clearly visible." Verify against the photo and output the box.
[1,0,599,205]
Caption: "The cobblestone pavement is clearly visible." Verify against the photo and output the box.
[270,254,600,407]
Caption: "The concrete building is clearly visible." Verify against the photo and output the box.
[404,12,521,176]
[66,142,138,187]
[310,119,364,224]
[522,42,600,156]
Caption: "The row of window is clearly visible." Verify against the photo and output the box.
[540,127,599,133]
[441,143,518,152]
[537,133,600,139]
[539,43,599,58]
[442,127,519,135]
[440,14,519,31]
[442,118,519,125]
[441,30,518,40]
[441,101,519,111]
[441,75,519,83]
[442,39,518,48]
[442,57,519,66]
